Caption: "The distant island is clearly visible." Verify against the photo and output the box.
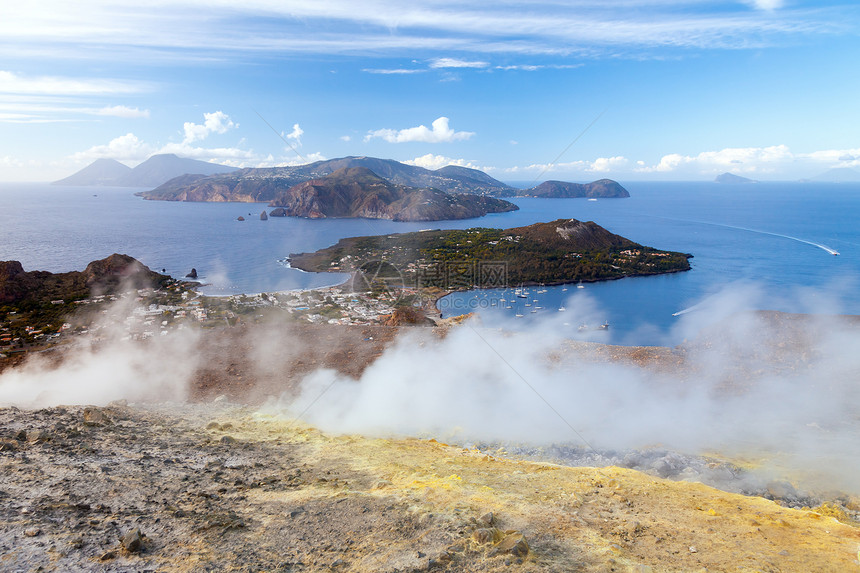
[289,218,692,289]
[715,172,757,184]
[264,167,517,221]
[518,179,629,198]
[53,154,237,187]
[133,156,630,202]
[810,167,860,183]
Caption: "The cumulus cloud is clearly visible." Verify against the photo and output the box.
[364,117,474,144]
[635,145,793,174]
[429,58,489,69]
[403,153,487,171]
[182,111,237,144]
[504,156,629,175]
[340,135,351,142]
[95,105,150,119]
[284,123,303,143]
[71,132,155,162]
[588,156,628,172]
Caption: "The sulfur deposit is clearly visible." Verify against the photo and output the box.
[1,402,858,572]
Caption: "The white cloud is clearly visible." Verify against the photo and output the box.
[1,2,837,65]
[182,111,237,144]
[362,68,426,74]
[503,156,629,175]
[71,133,155,162]
[495,64,583,71]
[429,58,489,69]
[744,0,784,10]
[284,123,303,143]
[635,145,794,174]
[340,135,351,142]
[403,153,487,171]
[588,156,629,172]
[0,70,147,96]
[94,105,150,119]
[365,117,474,143]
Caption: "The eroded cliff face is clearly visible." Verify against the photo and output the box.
[1,403,858,573]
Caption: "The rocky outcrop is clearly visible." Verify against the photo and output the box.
[0,254,169,304]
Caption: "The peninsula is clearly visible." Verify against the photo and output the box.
[288,219,691,289]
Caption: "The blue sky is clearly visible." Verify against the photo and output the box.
[1,0,859,182]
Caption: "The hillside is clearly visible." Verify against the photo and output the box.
[289,218,691,287]
[519,179,630,198]
[54,154,237,187]
[265,167,517,221]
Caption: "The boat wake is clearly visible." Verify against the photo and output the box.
[679,219,840,256]
[721,223,840,256]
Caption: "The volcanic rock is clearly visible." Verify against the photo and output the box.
[186,268,198,279]
[120,528,144,553]
[492,532,529,557]
[83,407,111,426]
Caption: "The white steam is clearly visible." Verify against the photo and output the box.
[274,283,860,492]
[0,296,201,408]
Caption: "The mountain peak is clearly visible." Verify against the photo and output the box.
[53,154,237,187]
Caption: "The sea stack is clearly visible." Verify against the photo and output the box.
[186,268,198,279]
[260,210,268,221]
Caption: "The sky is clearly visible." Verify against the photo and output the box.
[1,0,859,183]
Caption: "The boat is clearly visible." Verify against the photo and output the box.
[577,281,585,289]
[515,312,524,318]
[558,306,566,312]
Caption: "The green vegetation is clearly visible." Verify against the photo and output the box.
[289,219,692,290]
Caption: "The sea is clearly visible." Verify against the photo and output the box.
[2,181,858,346]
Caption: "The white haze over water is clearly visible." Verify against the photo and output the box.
[1,282,859,493]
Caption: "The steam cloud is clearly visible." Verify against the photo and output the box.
[1,281,859,492]
[0,296,201,408]
[273,282,860,492]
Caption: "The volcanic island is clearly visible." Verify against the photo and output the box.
[287,218,692,294]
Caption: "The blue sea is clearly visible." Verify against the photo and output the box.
[2,181,858,345]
